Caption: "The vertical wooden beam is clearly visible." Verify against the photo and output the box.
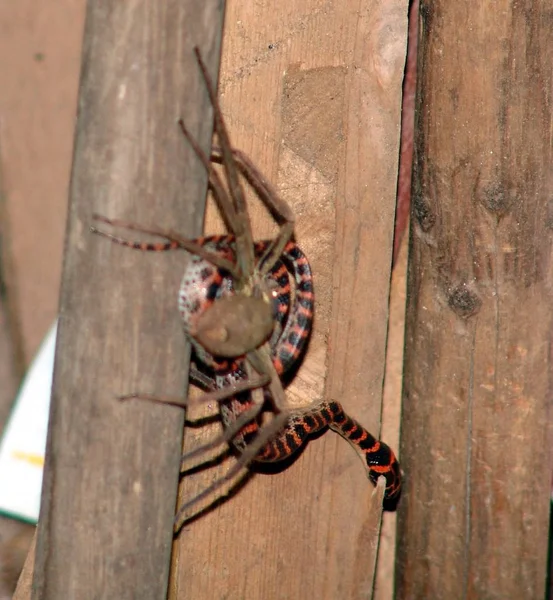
[32,1,224,597]
[397,1,553,597]
[170,1,407,598]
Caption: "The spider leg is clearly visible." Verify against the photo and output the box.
[256,223,295,278]
[194,47,255,280]
[187,362,269,466]
[211,147,295,276]
[174,410,289,530]
[91,214,238,277]
[246,344,290,413]
[117,373,270,409]
[177,119,243,242]
[189,363,216,389]
[87,231,178,253]
[211,147,295,224]
[179,400,263,469]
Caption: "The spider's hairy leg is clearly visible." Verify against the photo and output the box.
[180,361,268,467]
[246,344,290,413]
[178,401,263,468]
[194,47,254,279]
[177,119,243,247]
[90,214,238,277]
[117,373,270,410]
[174,410,289,530]
[211,147,296,276]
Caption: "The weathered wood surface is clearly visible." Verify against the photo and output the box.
[32,1,224,597]
[397,2,553,598]
[170,1,407,599]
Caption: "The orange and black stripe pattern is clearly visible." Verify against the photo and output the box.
[186,238,400,500]
[326,401,401,500]
[252,400,401,501]
[262,241,314,376]
[95,228,401,500]
[179,236,313,376]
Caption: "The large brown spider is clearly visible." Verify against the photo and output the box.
[92,47,312,521]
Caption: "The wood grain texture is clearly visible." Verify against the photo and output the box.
[32,1,224,597]
[170,2,407,599]
[0,2,83,595]
[397,2,553,597]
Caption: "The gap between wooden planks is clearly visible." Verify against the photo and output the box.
[170,2,407,599]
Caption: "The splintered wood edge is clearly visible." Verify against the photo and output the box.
[352,477,386,600]
[12,530,35,600]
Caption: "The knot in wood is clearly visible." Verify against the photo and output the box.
[413,192,436,232]
[447,283,481,318]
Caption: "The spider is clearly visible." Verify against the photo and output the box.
[92,48,401,526]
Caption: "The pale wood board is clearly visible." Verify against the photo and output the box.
[171,2,407,598]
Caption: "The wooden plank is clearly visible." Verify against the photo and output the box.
[170,2,407,598]
[31,1,225,597]
[396,2,553,597]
